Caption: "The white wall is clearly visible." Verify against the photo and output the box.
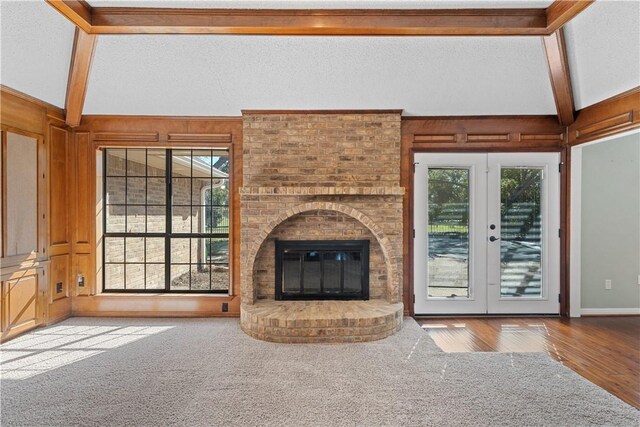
[580,133,640,314]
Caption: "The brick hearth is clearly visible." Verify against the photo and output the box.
[240,112,404,343]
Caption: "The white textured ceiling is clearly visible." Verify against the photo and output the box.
[87,0,554,9]
[0,0,76,107]
[84,35,556,116]
[565,0,640,109]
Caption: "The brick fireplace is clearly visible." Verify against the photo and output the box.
[240,111,404,343]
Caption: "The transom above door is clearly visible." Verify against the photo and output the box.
[414,153,560,315]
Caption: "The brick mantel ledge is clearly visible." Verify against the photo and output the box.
[239,187,405,196]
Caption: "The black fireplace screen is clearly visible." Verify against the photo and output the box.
[275,240,370,300]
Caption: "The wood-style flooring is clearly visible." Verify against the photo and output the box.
[416,316,640,409]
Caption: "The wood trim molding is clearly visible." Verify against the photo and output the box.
[242,109,403,115]
[1,85,65,128]
[46,1,590,36]
[568,87,640,146]
[65,28,97,128]
[543,28,575,126]
[403,116,566,150]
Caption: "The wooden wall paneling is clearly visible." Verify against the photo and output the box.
[401,116,567,315]
[569,87,640,145]
[47,1,591,36]
[543,28,575,126]
[5,133,38,258]
[50,254,70,301]
[65,28,98,128]
[0,269,43,342]
[1,130,5,260]
[73,132,93,251]
[48,125,71,252]
[74,254,92,296]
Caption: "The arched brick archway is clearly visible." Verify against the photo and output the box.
[241,201,400,305]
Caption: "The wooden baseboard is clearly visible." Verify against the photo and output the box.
[71,294,241,317]
[581,308,640,316]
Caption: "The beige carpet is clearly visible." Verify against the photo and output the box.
[1,317,637,427]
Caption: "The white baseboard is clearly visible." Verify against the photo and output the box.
[581,308,640,316]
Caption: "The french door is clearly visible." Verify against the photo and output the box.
[414,153,560,315]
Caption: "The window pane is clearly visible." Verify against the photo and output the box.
[172,178,191,206]
[208,238,229,265]
[106,205,126,233]
[170,264,191,291]
[145,238,164,263]
[172,150,192,178]
[126,205,145,233]
[126,149,146,177]
[147,150,166,176]
[126,178,146,205]
[427,168,470,298]
[125,237,144,263]
[500,168,543,298]
[170,238,191,264]
[172,206,191,233]
[105,264,124,290]
[146,178,166,204]
[146,264,165,290]
[125,264,145,289]
[106,177,126,205]
[147,206,166,233]
[106,149,126,176]
[105,237,124,263]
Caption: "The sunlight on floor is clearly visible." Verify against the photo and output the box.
[0,325,174,380]
[421,321,553,354]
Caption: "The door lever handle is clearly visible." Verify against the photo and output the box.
[489,236,500,242]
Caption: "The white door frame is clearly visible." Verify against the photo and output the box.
[414,152,560,315]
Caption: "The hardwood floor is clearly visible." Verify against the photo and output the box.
[416,316,640,409]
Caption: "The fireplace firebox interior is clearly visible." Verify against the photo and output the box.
[275,240,370,300]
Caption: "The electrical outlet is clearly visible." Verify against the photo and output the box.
[221,303,228,312]
[605,279,612,290]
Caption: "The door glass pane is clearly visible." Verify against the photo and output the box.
[500,168,543,297]
[427,168,470,298]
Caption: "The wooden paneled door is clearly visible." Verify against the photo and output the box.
[414,153,560,315]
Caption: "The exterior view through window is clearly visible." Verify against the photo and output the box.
[103,148,230,292]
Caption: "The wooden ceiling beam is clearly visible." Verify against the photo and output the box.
[45,0,92,33]
[65,28,97,128]
[546,0,595,34]
[46,1,592,36]
[543,28,575,126]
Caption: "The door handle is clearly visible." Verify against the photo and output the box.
[489,236,500,242]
